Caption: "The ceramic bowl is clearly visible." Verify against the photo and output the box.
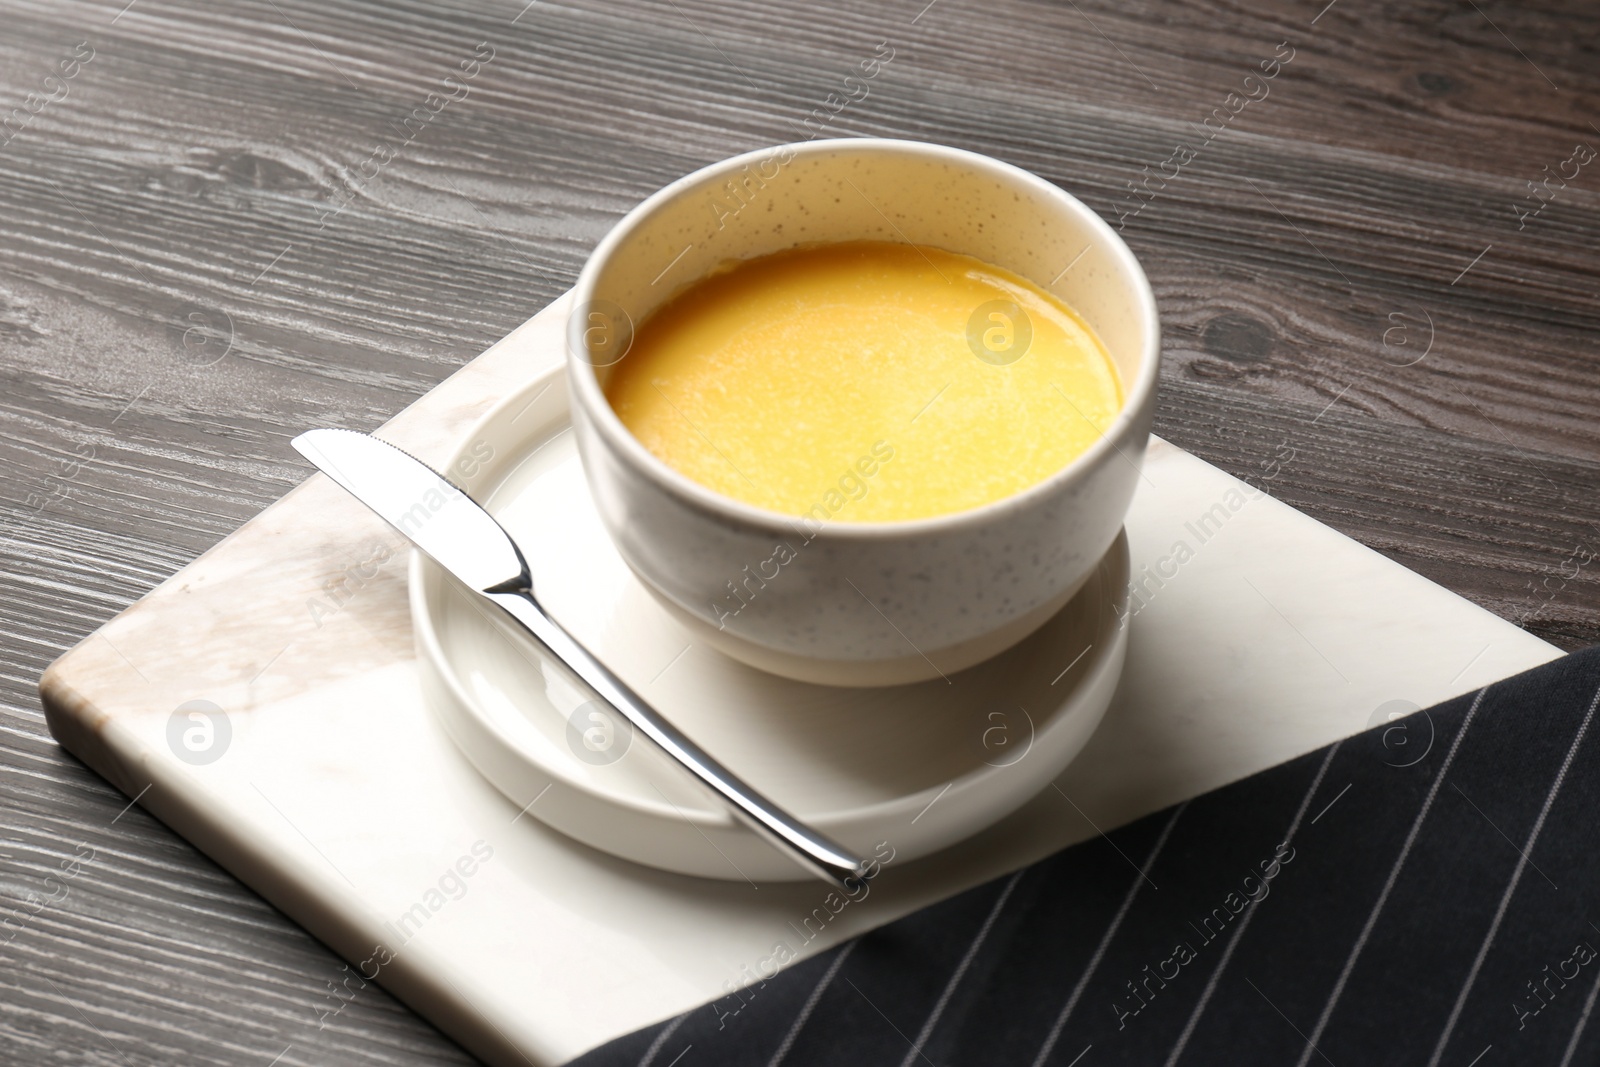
[566,138,1159,685]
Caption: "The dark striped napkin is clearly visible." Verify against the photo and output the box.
[571,647,1600,1067]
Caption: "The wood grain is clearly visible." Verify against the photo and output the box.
[1,0,1597,1062]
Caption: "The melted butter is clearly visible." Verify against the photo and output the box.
[604,241,1123,522]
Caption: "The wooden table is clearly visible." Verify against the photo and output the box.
[2,0,1596,1062]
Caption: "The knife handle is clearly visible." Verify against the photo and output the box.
[486,589,873,890]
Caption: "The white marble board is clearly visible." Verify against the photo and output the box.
[40,293,1561,1066]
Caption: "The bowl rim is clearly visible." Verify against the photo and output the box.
[566,136,1162,540]
[409,363,1132,831]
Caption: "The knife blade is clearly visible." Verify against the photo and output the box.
[291,427,871,890]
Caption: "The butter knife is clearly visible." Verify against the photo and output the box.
[291,428,871,890]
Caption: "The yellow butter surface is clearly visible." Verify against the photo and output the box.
[605,242,1123,523]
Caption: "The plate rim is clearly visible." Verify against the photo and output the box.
[409,364,1132,845]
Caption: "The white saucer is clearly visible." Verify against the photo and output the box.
[410,366,1130,881]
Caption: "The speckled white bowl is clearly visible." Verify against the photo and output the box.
[567,138,1159,686]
